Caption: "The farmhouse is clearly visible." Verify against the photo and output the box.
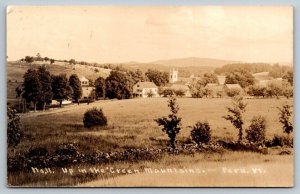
[133,81,159,98]
[79,76,95,100]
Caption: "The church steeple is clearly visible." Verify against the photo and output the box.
[169,69,178,83]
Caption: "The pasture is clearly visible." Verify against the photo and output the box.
[9,97,294,186]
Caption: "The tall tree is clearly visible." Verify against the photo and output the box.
[95,77,106,99]
[69,74,82,104]
[22,69,41,112]
[225,71,255,88]
[128,69,146,84]
[69,59,76,65]
[105,71,132,99]
[24,56,34,63]
[51,74,73,107]
[37,66,53,110]
[145,69,169,86]
[201,73,218,86]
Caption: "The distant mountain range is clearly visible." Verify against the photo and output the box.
[149,57,241,68]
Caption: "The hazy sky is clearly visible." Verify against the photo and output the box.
[7,6,293,63]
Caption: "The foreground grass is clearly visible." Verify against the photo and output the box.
[8,97,294,186]
[8,149,293,187]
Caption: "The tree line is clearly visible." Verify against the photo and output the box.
[16,66,83,112]
[215,63,292,78]
[15,66,171,112]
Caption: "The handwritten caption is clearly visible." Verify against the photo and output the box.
[30,166,266,176]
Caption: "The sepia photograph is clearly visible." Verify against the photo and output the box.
[6,6,293,187]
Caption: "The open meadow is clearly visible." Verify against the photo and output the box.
[8,97,294,187]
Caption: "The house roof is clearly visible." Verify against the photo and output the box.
[224,84,242,90]
[135,81,157,88]
[79,76,89,82]
[205,83,219,87]
[205,83,223,92]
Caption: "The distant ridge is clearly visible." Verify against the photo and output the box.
[149,57,242,67]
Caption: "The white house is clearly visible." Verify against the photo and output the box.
[79,76,95,100]
[133,81,159,98]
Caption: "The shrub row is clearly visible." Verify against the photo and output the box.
[9,136,293,173]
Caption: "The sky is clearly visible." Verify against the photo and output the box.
[7,6,293,64]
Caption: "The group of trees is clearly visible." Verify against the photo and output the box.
[189,73,218,98]
[22,54,55,65]
[224,71,255,88]
[17,66,83,112]
[94,69,170,99]
[215,63,292,78]
[247,81,293,99]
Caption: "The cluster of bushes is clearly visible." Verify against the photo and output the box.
[158,88,187,97]
[9,143,221,173]
[10,131,294,174]
[155,96,293,151]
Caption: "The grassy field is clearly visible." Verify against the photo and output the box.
[7,61,111,82]
[9,97,294,187]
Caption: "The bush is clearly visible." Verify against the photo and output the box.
[26,147,49,158]
[226,88,241,97]
[270,135,293,147]
[246,115,266,145]
[159,88,174,97]
[55,144,79,157]
[174,89,185,97]
[191,121,211,145]
[83,107,107,128]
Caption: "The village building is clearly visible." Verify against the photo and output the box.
[205,83,224,97]
[223,84,243,93]
[133,81,159,98]
[79,76,95,100]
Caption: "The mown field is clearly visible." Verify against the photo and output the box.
[8,97,294,187]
